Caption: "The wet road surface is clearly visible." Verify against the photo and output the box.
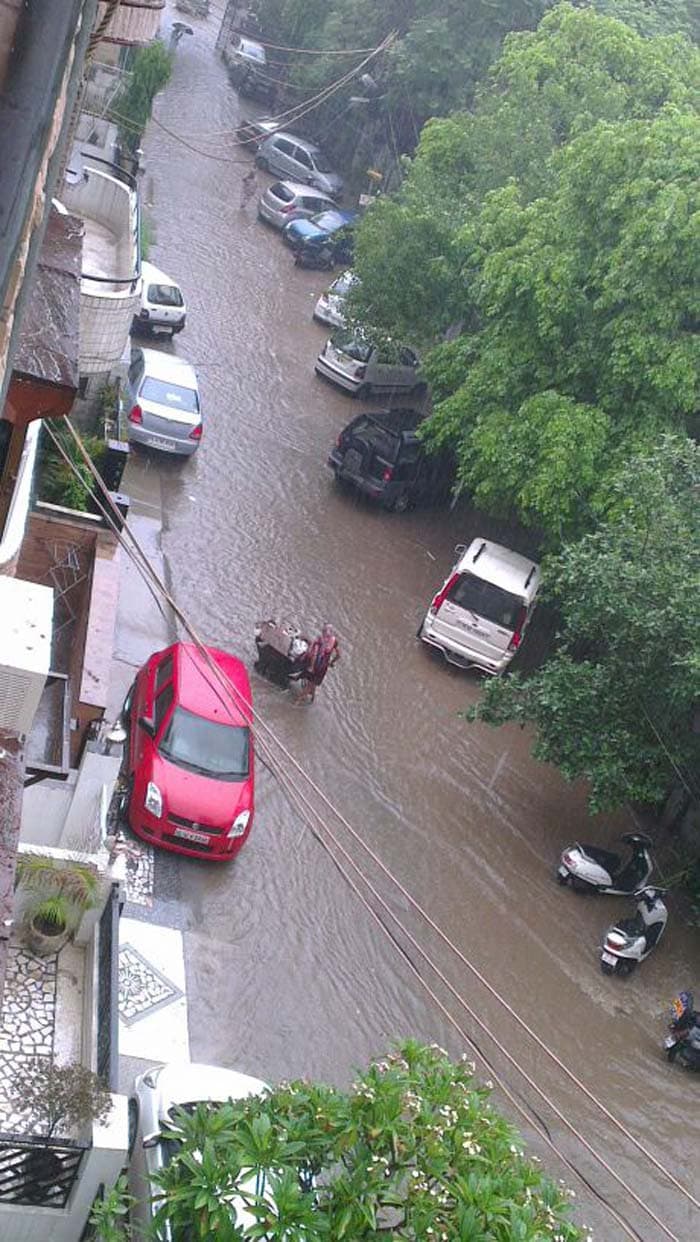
[123,8,700,1237]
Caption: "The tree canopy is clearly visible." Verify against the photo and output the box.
[471,437,700,811]
[150,1042,585,1240]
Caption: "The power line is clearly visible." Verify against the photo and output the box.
[53,416,700,1234]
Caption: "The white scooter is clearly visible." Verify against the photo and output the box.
[600,887,668,976]
[557,832,653,895]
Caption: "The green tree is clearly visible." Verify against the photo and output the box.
[114,41,172,155]
[471,437,700,811]
[151,1043,584,1240]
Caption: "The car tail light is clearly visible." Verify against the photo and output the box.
[382,466,393,482]
[281,203,296,213]
[508,606,528,651]
[128,404,143,424]
[562,851,575,867]
[429,572,459,616]
[355,365,367,379]
[188,424,203,441]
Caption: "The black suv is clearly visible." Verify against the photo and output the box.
[328,408,453,512]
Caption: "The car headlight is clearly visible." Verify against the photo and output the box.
[228,810,250,839]
[145,781,163,818]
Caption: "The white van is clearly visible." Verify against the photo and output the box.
[420,538,541,675]
[133,261,186,337]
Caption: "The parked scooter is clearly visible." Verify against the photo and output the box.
[599,887,667,976]
[664,991,700,1070]
[557,832,653,895]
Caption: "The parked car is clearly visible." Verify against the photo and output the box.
[419,539,541,675]
[258,180,336,230]
[315,332,426,400]
[224,35,266,72]
[120,641,255,860]
[256,132,343,199]
[225,37,273,102]
[313,269,359,329]
[328,408,454,512]
[283,209,356,269]
[129,1062,269,1237]
[236,116,278,151]
[132,261,186,337]
[123,348,202,456]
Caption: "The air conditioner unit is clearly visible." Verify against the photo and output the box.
[0,577,53,736]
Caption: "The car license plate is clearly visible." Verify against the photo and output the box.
[173,826,209,845]
[601,951,618,966]
[146,436,177,452]
[663,1035,676,1050]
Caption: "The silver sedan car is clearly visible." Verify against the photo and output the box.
[123,347,202,456]
[258,180,336,230]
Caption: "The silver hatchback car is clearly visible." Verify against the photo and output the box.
[256,132,343,199]
[258,180,336,230]
[124,347,202,456]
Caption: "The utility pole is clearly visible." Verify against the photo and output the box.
[215,0,238,51]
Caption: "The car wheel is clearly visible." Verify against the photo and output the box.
[127,1097,139,1159]
[389,491,410,514]
[355,384,371,401]
[255,154,269,171]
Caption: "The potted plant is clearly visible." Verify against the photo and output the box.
[16,855,100,957]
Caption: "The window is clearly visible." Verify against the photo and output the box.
[140,378,199,413]
[270,182,294,203]
[154,683,174,733]
[159,708,250,780]
[275,138,294,156]
[447,574,523,631]
[155,655,173,693]
[147,283,183,308]
[294,147,312,169]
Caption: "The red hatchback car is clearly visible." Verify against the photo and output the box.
[121,642,254,860]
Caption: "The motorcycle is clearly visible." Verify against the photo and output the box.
[664,991,700,1070]
[599,887,667,976]
[254,618,309,689]
[557,831,653,895]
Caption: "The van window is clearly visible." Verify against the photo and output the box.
[147,283,183,308]
[447,574,523,630]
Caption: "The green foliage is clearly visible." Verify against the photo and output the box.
[472,437,700,811]
[11,1058,112,1138]
[114,41,172,155]
[140,211,155,260]
[151,1042,583,1239]
[89,1175,135,1242]
[37,426,107,512]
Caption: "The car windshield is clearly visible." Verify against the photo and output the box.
[332,331,371,363]
[159,707,250,779]
[447,573,523,630]
[147,283,183,308]
[140,378,199,413]
[313,211,344,231]
[241,40,265,61]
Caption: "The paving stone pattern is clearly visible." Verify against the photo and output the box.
[0,947,56,1132]
[118,942,182,1025]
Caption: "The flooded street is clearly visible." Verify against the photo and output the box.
[129,8,700,1237]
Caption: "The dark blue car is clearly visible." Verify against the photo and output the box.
[282,209,357,269]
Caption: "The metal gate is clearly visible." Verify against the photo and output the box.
[96,882,121,1089]
[0,1132,89,1207]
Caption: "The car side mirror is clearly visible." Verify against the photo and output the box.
[454,543,466,556]
[138,716,155,737]
[142,1132,161,1149]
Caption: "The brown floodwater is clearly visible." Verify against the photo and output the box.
[129,7,700,1237]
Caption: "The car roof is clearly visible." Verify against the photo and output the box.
[269,180,333,198]
[153,1062,268,1117]
[456,539,540,602]
[264,129,306,147]
[171,642,252,725]
[141,260,181,289]
[136,348,197,387]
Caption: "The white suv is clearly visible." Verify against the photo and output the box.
[419,538,541,674]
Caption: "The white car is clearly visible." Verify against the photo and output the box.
[133,261,186,337]
[419,538,541,674]
[315,332,425,400]
[128,1061,269,1237]
[313,270,359,329]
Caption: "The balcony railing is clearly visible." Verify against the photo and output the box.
[95,0,165,47]
[60,155,141,375]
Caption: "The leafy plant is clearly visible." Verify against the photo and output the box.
[114,42,172,155]
[11,1058,112,1138]
[89,1174,135,1241]
[29,894,71,936]
[37,426,108,512]
[150,1042,584,1239]
[17,853,100,910]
